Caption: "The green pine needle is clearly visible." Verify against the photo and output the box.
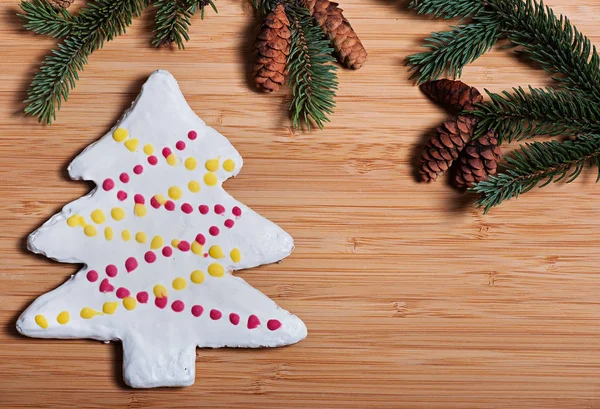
[409,0,484,20]
[19,0,76,39]
[152,0,217,49]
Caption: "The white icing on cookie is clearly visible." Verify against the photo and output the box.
[16,70,307,388]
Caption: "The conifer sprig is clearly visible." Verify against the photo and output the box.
[19,0,76,38]
[152,0,217,48]
[409,0,484,20]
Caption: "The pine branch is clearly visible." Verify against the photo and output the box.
[19,0,77,39]
[286,4,338,130]
[409,0,484,20]
[472,87,600,143]
[23,0,148,124]
[152,0,217,49]
[472,134,600,212]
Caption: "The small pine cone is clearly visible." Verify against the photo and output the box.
[303,0,367,69]
[419,79,483,112]
[454,130,502,188]
[47,0,73,8]
[418,115,478,182]
[253,4,291,92]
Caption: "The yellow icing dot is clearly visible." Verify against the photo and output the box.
[230,248,241,263]
[150,235,164,250]
[103,302,119,315]
[167,153,177,166]
[136,232,147,243]
[104,226,114,241]
[223,159,236,172]
[113,127,128,142]
[185,157,197,170]
[209,245,224,259]
[153,284,168,298]
[90,209,105,224]
[111,207,125,221]
[171,239,181,248]
[80,307,102,319]
[143,144,155,155]
[190,270,205,284]
[208,263,225,277]
[134,203,147,217]
[123,297,136,311]
[67,214,84,227]
[172,277,187,290]
[57,311,70,325]
[168,186,182,200]
[191,241,203,256]
[83,225,97,237]
[35,314,48,329]
[121,229,131,241]
[188,180,201,193]
[205,158,219,172]
[204,172,218,186]
[124,138,139,152]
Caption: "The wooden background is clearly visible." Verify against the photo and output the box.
[2,0,600,408]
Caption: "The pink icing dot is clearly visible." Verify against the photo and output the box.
[178,241,190,252]
[224,219,234,228]
[155,296,168,309]
[148,155,158,166]
[102,179,114,191]
[162,147,172,158]
[181,203,193,214]
[229,313,240,325]
[247,315,261,329]
[86,270,98,282]
[171,300,185,312]
[144,251,156,263]
[150,196,160,209]
[175,141,186,150]
[199,205,209,215]
[209,226,219,236]
[119,173,130,183]
[214,204,225,214]
[188,130,197,140]
[105,264,118,277]
[133,165,143,175]
[267,319,282,331]
[117,190,127,201]
[137,291,149,303]
[116,287,130,299]
[99,278,114,293]
[210,309,222,320]
[195,233,206,245]
[204,253,208,257]
[162,246,173,257]
[165,201,175,211]
[191,305,204,317]
[232,206,242,217]
[125,257,138,273]
[134,194,145,204]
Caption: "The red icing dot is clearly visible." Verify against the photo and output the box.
[137,291,149,303]
[99,278,114,293]
[204,253,208,257]
[188,130,197,140]
[210,309,222,320]
[214,204,225,214]
[181,203,193,214]
[162,246,173,257]
[247,315,261,329]
[148,155,158,165]
[102,179,115,191]
[176,141,186,150]
[209,226,220,236]
[162,147,172,158]
[171,300,185,312]
[86,270,98,282]
[267,319,282,331]
[133,165,143,175]
[119,173,130,183]
[165,201,175,211]
[195,233,206,245]
[150,196,160,209]
[116,287,130,299]
[134,194,145,204]
[229,313,240,325]
[191,305,204,317]
[144,251,157,263]
[125,257,138,272]
[232,206,242,217]
[105,264,118,277]
[117,190,127,201]
[224,219,234,228]
[155,296,168,309]
[199,205,209,215]
[178,240,190,252]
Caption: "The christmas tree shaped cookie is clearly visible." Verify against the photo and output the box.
[16,70,307,388]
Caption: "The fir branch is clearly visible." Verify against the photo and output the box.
[152,0,217,48]
[409,0,484,20]
[286,4,338,130]
[24,0,148,124]
[19,0,77,39]
[472,134,600,212]
[472,87,600,143]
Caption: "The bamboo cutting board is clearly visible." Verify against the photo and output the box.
[1,0,600,408]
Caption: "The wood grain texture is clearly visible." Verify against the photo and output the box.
[1,0,600,408]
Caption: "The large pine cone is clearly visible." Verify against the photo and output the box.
[303,0,367,69]
[418,115,478,182]
[454,130,502,188]
[420,79,483,112]
[253,4,291,92]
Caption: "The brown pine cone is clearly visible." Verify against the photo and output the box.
[302,0,367,69]
[419,79,483,112]
[418,115,478,182]
[454,130,502,188]
[253,4,291,92]
[47,0,73,8]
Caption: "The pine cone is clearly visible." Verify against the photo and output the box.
[47,0,73,8]
[302,0,367,69]
[418,115,478,182]
[253,4,291,92]
[420,79,483,112]
[454,130,502,188]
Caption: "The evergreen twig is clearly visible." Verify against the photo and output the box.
[19,0,76,39]
[152,0,217,48]
[409,0,484,20]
